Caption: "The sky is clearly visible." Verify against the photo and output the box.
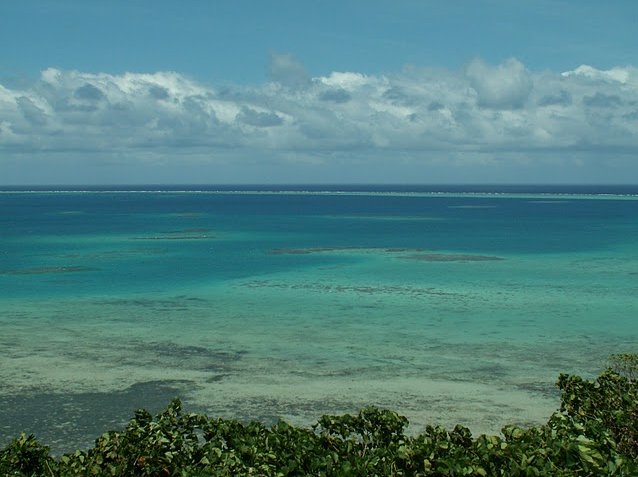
[1,1,637,185]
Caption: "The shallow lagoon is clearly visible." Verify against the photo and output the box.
[1,186,637,452]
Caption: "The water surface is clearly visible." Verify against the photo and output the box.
[1,185,637,452]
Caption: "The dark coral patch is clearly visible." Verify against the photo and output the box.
[401,254,503,262]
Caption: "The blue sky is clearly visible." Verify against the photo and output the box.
[1,1,637,184]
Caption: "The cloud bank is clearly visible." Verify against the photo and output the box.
[1,55,637,183]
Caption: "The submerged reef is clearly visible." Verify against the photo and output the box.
[401,254,504,262]
[270,246,504,263]
[0,266,98,275]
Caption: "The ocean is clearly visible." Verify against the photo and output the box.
[1,184,637,453]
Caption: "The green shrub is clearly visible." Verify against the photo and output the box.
[0,433,57,476]
[2,368,638,476]
[607,353,638,380]
[558,370,638,462]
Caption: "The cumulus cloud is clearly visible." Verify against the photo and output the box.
[268,52,310,88]
[148,85,169,100]
[561,65,631,84]
[583,92,622,108]
[16,96,48,126]
[237,106,283,127]
[74,83,105,101]
[537,90,572,107]
[318,88,352,104]
[466,58,533,109]
[1,59,637,182]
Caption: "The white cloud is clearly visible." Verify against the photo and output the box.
[1,59,637,182]
[319,71,371,89]
[561,65,633,84]
[268,52,310,88]
[465,58,533,109]
[236,106,284,127]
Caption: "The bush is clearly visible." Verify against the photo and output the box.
[558,370,638,462]
[2,368,638,476]
[0,433,57,476]
[607,353,638,381]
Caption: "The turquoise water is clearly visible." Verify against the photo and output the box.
[1,185,637,452]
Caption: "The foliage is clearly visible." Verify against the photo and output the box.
[607,353,638,380]
[2,368,638,476]
[558,370,638,462]
[0,433,56,476]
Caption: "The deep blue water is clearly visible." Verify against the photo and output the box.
[2,183,638,194]
[2,185,637,298]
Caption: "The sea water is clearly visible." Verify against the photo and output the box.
[1,185,637,452]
